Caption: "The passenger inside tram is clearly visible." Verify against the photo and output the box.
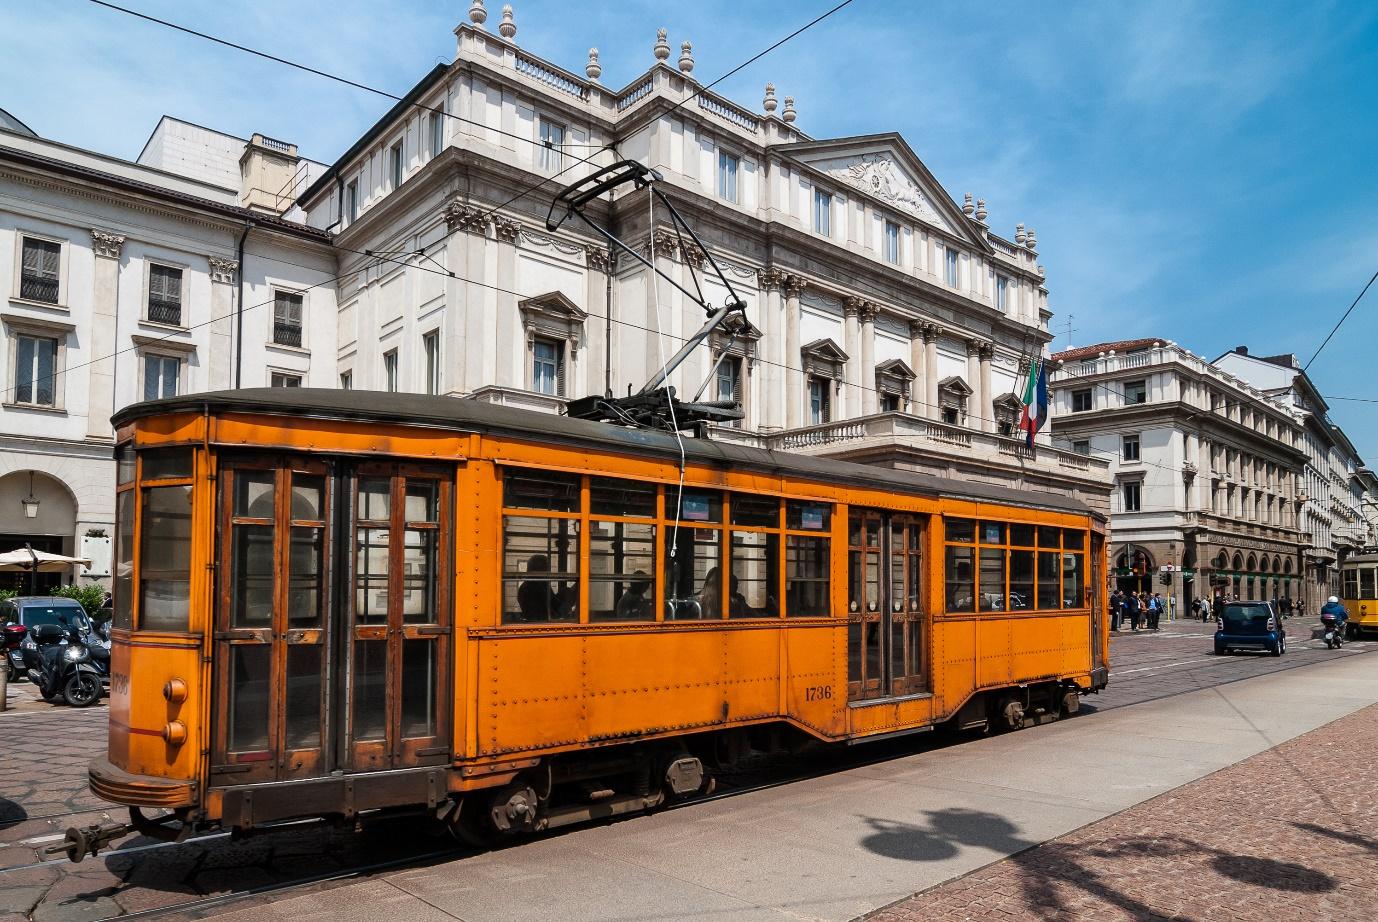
[516,555,575,621]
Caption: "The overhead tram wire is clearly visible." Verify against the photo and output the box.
[15,2,863,402]
[1303,265,1378,372]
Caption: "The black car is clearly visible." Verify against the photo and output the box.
[0,596,92,681]
[1214,601,1285,656]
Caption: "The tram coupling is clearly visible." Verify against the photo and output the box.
[45,821,130,863]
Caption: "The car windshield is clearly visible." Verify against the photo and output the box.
[22,604,91,633]
[1222,605,1271,632]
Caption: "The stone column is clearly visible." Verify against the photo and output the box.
[757,268,785,430]
[924,325,939,418]
[443,202,491,395]
[1185,431,1200,511]
[909,320,927,417]
[859,301,878,415]
[586,247,613,396]
[87,229,124,440]
[843,297,862,418]
[784,275,806,429]
[208,256,238,392]
[978,343,994,433]
[965,339,982,428]
[494,218,521,391]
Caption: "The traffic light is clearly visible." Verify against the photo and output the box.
[1159,572,1172,585]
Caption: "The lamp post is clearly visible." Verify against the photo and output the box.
[20,472,39,519]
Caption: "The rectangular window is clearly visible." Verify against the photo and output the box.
[383,349,399,393]
[1124,379,1147,404]
[345,180,358,223]
[716,355,742,426]
[813,189,832,236]
[270,372,302,388]
[142,353,180,400]
[666,488,723,620]
[944,247,959,287]
[718,151,739,203]
[423,330,440,395]
[502,470,581,624]
[808,376,831,425]
[786,535,829,617]
[19,236,61,304]
[881,393,900,413]
[390,142,403,189]
[1123,481,1142,512]
[147,264,183,325]
[13,333,58,406]
[339,370,352,390]
[590,506,657,622]
[996,275,1009,312]
[539,118,565,172]
[273,291,304,347]
[884,221,900,264]
[1122,434,1140,461]
[139,483,193,631]
[942,406,958,425]
[430,111,444,156]
[1072,440,1090,456]
[730,530,779,618]
[532,337,564,396]
[1072,389,1092,412]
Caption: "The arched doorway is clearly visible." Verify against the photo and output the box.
[0,470,78,595]
[1115,544,1154,594]
[1231,552,1244,599]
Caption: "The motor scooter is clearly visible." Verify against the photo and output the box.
[2,622,27,682]
[25,623,103,707]
[1321,612,1346,650]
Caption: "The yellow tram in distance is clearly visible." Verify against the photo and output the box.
[67,388,1108,858]
[1340,551,1378,638]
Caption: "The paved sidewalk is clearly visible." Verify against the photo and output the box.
[866,701,1378,921]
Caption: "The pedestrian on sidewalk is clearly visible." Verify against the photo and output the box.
[1212,594,1225,625]
[1110,589,1122,631]
[1128,591,1141,631]
[1149,592,1163,630]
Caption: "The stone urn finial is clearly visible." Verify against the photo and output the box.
[678,41,694,75]
[468,0,487,26]
[498,4,516,38]
[1015,223,1026,245]
[586,48,602,81]
[1026,227,1037,250]
[763,83,777,112]
[782,95,797,123]
[654,28,670,61]
[975,199,987,222]
[962,193,974,215]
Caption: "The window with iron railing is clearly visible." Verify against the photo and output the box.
[20,237,60,304]
[273,291,304,347]
[147,264,183,325]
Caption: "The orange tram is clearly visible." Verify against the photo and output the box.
[64,388,1108,859]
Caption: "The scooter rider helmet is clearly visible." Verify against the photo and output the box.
[1329,596,1339,604]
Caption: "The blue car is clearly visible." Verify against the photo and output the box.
[1214,601,1285,656]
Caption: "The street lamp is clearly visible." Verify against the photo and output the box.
[20,472,39,519]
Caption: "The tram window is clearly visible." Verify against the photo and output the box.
[358,477,391,520]
[945,545,974,612]
[352,640,389,741]
[590,477,656,518]
[400,639,436,738]
[503,469,579,513]
[1063,553,1085,608]
[731,495,780,527]
[402,528,437,623]
[232,524,275,628]
[673,489,723,524]
[979,548,1006,611]
[1009,523,1035,547]
[1038,526,1061,548]
[729,531,779,617]
[945,518,974,543]
[785,535,830,616]
[590,520,657,621]
[228,644,272,752]
[141,446,193,481]
[292,475,326,520]
[116,445,135,485]
[502,516,580,623]
[354,526,391,626]
[1343,569,1359,599]
[1010,549,1035,610]
[1063,529,1085,550]
[787,501,831,531]
[235,470,276,518]
[665,528,722,619]
[284,645,322,749]
[980,522,1006,545]
[113,490,133,631]
[848,513,882,614]
[139,485,192,631]
[1361,568,1377,600]
[1037,551,1060,610]
[847,622,862,684]
[404,481,438,522]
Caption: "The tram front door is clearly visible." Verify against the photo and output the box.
[211,458,452,785]
[846,510,927,700]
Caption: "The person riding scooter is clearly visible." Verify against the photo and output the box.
[1320,596,1349,650]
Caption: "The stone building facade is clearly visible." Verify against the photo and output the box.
[1049,339,1309,610]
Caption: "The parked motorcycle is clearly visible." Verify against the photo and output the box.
[1321,612,1346,650]
[24,623,103,707]
[2,622,27,682]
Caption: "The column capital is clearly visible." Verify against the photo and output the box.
[783,274,808,297]
[843,295,865,318]
[208,256,239,285]
[965,337,983,357]
[680,242,705,269]
[494,217,521,243]
[909,319,939,341]
[978,342,995,360]
[585,247,614,273]
[442,200,491,234]
[858,301,880,323]
[90,228,125,260]
[757,267,786,291]
[650,228,678,260]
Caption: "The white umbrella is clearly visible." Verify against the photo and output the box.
[0,545,92,572]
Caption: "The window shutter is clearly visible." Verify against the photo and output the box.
[556,342,566,396]
[732,359,743,404]
[39,240,60,280]
[21,239,40,275]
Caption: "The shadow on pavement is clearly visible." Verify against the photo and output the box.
[0,795,27,826]
[1292,821,1378,855]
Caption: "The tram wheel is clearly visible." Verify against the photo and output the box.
[446,796,502,849]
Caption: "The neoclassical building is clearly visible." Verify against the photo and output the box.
[297,4,1110,510]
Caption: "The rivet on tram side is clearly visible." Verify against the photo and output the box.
[163,720,188,746]
[163,678,189,704]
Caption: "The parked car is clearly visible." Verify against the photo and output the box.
[1214,601,1286,656]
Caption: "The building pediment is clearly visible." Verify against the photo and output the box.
[938,375,973,397]
[875,358,915,381]
[775,133,988,251]
[992,392,1023,413]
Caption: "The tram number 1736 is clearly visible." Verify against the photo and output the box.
[805,685,833,701]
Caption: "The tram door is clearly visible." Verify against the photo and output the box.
[214,458,333,784]
[344,464,452,771]
[1091,532,1105,667]
[847,511,927,701]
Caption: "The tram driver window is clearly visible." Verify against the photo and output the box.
[502,470,580,623]
[665,489,724,620]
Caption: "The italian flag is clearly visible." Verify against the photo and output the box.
[1018,357,1048,449]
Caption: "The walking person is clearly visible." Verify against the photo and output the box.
[1128,591,1141,631]
[1149,592,1163,631]
[1110,589,1122,632]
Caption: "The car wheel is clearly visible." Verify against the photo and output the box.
[63,673,101,708]
[1273,639,1284,657]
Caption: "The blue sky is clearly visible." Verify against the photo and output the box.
[4,0,1376,458]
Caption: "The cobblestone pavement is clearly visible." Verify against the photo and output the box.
[864,701,1378,922]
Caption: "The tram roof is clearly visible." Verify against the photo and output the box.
[1344,553,1378,565]
[114,388,1098,518]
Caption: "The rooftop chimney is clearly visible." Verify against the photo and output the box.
[1235,345,1249,356]
[239,133,301,215]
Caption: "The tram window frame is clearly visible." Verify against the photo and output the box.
[588,476,658,622]
[728,495,781,619]
[1360,567,1377,600]
[943,517,1090,614]
[112,444,135,631]
[665,488,725,621]
[785,501,831,618]
[134,445,196,632]
[1343,568,1358,599]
